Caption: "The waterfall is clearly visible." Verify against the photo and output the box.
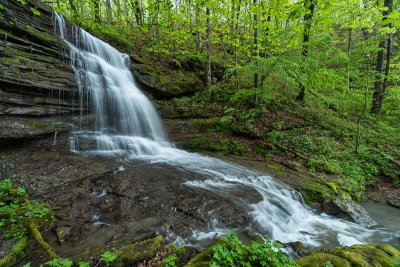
[54,13,171,157]
[53,13,398,249]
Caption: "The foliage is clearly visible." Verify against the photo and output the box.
[209,232,296,267]
[0,179,53,239]
[100,250,117,264]
[162,254,178,267]
[41,259,73,267]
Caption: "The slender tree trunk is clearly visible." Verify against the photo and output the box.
[133,0,143,26]
[69,0,78,18]
[105,0,113,21]
[206,6,212,87]
[296,0,315,101]
[227,0,235,54]
[235,0,241,91]
[371,0,393,114]
[93,0,100,22]
[347,28,352,90]
[253,0,259,88]
[383,30,392,91]
[195,1,202,51]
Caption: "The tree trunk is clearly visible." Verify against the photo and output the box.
[371,0,393,114]
[195,1,202,51]
[296,0,315,101]
[133,0,143,26]
[206,6,212,87]
[253,0,259,88]
[93,0,100,22]
[68,0,78,18]
[105,0,113,21]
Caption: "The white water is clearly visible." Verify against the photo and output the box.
[54,13,170,155]
[54,13,399,249]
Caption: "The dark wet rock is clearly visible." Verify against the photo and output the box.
[0,117,69,146]
[56,226,71,244]
[0,0,81,116]
[1,133,255,262]
[286,241,311,258]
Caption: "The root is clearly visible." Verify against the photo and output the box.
[0,237,30,267]
[29,221,59,259]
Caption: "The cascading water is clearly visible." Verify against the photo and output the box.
[54,13,171,157]
[54,13,399,249]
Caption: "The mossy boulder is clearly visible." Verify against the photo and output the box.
[297,252,351,267]
[111,236,164,265]
[188,137,251,156]
[132,63,203,100]
[297,244,400,267]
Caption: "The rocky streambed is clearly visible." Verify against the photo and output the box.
[1,117,400,266]
[0,117,259,264]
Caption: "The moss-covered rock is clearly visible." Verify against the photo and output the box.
[112,236,164,265]
[297,252,351,267]
[0,237,31,267]
[132,63,203,100]
[297,244,400,267]
[188,137,251,156]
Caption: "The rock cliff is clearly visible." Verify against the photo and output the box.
[0,0,79,116]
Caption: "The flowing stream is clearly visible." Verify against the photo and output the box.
[54,13,399,249]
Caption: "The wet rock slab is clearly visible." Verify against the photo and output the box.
[0,117,69,146]
[0,133,256,262]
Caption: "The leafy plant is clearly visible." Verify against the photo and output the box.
[162,254,178,267]
[210,232,295,267]
[30,7,41,16]
[100,250,117,264]
[0,179,53,239]
[41,259,73,267]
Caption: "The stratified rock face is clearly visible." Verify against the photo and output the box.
[0,0,80,116]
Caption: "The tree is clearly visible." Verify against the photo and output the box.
[206,5,212,87]
[371,0,394,114]
[296,0,315,101]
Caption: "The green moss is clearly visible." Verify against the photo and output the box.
[184,244,214,267]
[298,244,400,267]
[326,182,338,193]
[295,174,334,204]
[0,237,31,267]
[189,137,250,156]
[25,25,56,42]
[191,119,220,133]
[332,244,400,267]
[112,236,164,265]
[266,163,286,176]
[25,119,55,131]
[297,252,351,267]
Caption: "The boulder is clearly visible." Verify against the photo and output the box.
[329,197,378,228]
[131,63,203,100]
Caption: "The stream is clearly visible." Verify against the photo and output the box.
[53,12,399,251]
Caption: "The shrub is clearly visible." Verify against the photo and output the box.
[210,232,295,267]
